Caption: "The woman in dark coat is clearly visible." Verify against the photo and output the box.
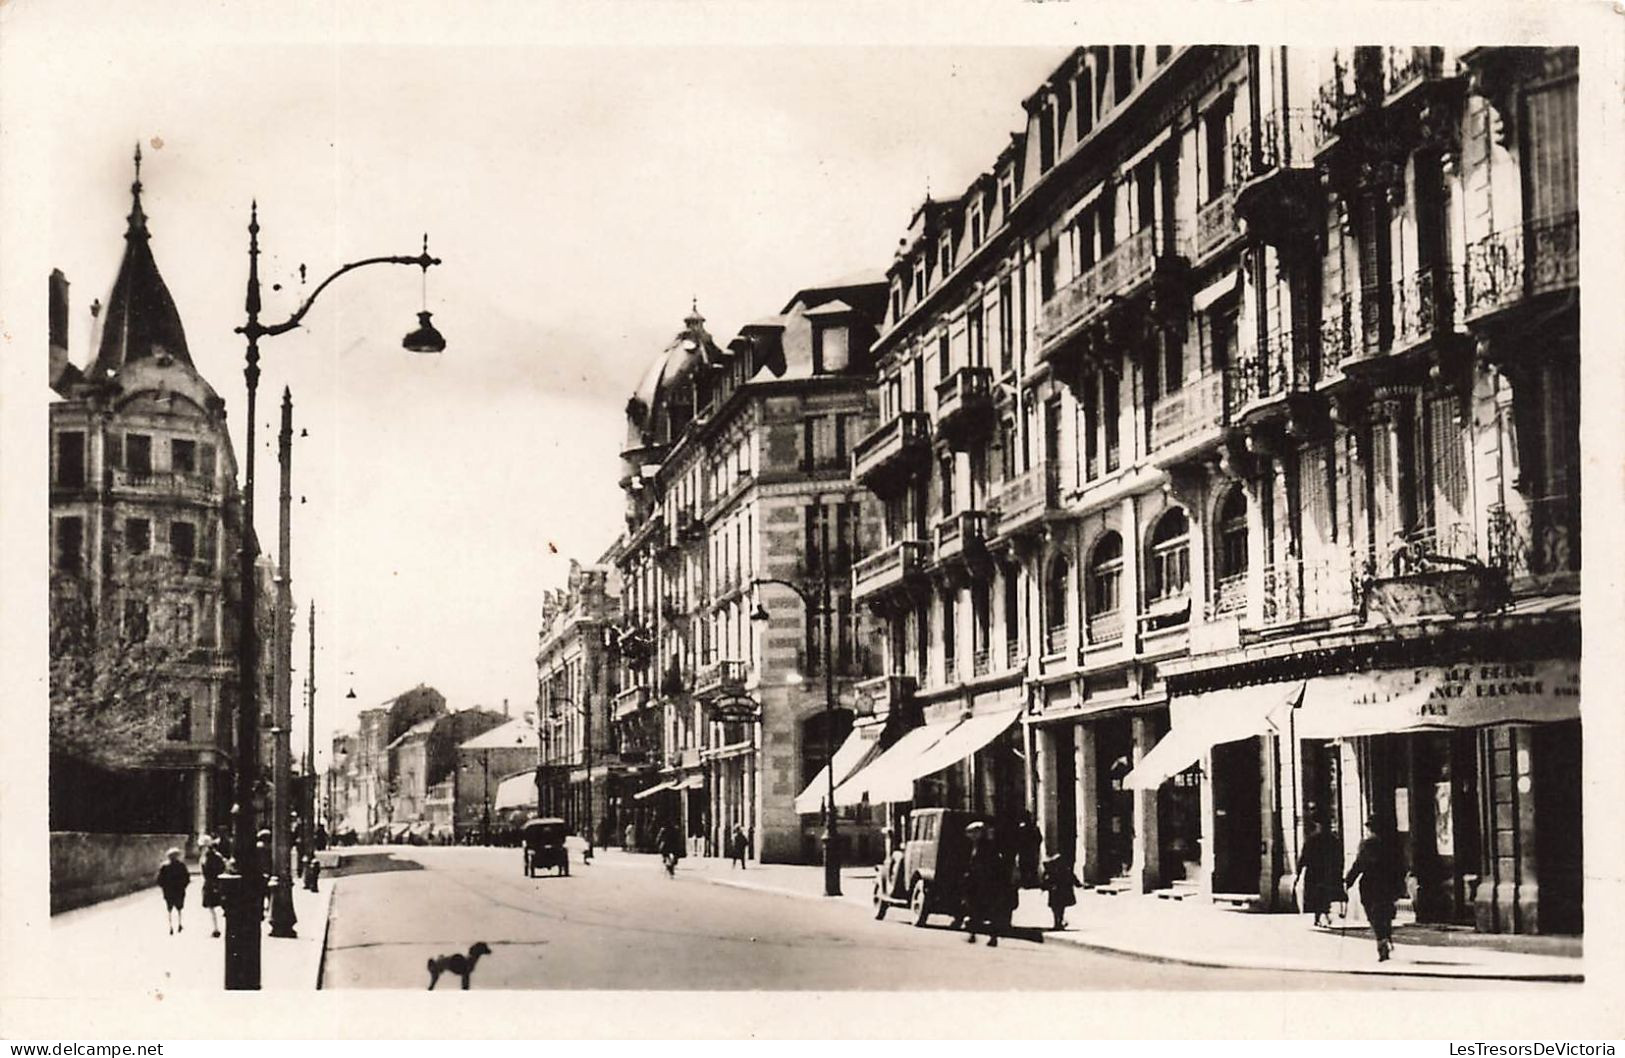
[960,823,1007,947]
[1296,818,1345,928]
[1013,813,1043,889]
[199,836,226,938]
[1344,817,1406,962]
[1042,854,1083,930]
[156,848,190,935]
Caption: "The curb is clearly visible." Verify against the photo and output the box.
[314,882,337,990]
[692,867,1582,983]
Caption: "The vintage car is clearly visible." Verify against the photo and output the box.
[522,817,571,877]
[871,807,986,926]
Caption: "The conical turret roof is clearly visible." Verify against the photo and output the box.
[89,144,192,380]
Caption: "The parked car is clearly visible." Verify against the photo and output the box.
[872,807,986,927]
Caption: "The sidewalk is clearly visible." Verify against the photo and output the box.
[598,849,1582,981]
[49,873,334,993]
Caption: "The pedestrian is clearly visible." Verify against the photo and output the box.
[729,824,748,869]
[1014,812,1043,889]
[1344,817,1406,962]
[1042,853,1082,931]
[960,821,1005,947]
[156,847,190,935]
[199,835,226,937]
[655,821,682,877]
[624,822,637,851]
[1296,816,1346,929]
[315,823,329,852]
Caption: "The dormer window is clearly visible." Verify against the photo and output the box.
[813,322,849,373]
[939,231,955,275]
[1000,172,1016,217]
[913,259,927,301]
[970,203,985,248]
[890,281,904,323]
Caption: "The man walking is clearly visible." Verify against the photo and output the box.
[1344,817,1406,962]
[157,848,190,935]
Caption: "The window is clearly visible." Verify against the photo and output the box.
[1207,305,1237,371]
[168,692,191,742]
[1216,485,1249,585]
[1045,555,1071,655]
[1147,509,1191,602]
[1000,172,1015,216]
[57,431,85,488]
[171,438,197,475]
[970,203,984,248]
[126,434,152,476]
[971,581,992,673]
[126,518,151,555]
[1040,243,1060,300]
[1039,99,1057,170]
[941,593,957,682]
[938,332,951,382]
[913,259,927,301]
[123,597,149,644]
[1084,382,1101,482]
[170,521,196,561]
[1089,533,1123,615]
[814,324,849,373]
[1113,45,1134,104]
[1103,373,1121,472]
[939,452,956,517]
[197,593,218,648]
[1002,571,1021,662]
[802,416,840,471]
[999,419,1018,481]
[968,301,984,367]
[1204,98,1233,202]
[998,279,1014,374]
[891,282,904,323]
[55,516,83,573]
[939,232,955,275]
[173,601,194,646]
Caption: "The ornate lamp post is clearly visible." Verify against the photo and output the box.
[221,201,442,990]
[750,503,844,898]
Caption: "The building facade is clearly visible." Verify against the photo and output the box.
[614,285,888,863]
[837,44,1577,934]
[535,558,626,845]
[454,717,539,841]
[48,152,245,841]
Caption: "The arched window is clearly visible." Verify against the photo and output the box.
[1044,555,1071,656]
[1214,485,1249,614]
[1002,570,1021,665]
[1147,508,1191,603]
[1088,533,1124,644]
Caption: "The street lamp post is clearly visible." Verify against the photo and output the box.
[751,502,843,897]
[221,201,442,990]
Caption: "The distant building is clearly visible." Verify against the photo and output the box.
[326,685,448,837]
[454,717,539,841]
[535,557,625,846]
[48,149,244,841]
[614,281,889,863]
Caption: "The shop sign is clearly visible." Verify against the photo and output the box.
[1300,658,1579,738]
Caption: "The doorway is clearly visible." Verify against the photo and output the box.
[1094,717,1135,879]
[1211,736,1263,895]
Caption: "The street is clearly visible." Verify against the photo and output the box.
[319,847,1556,991]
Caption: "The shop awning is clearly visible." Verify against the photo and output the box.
[833,716,957,807]
[633,780,676,800]
[493,772,538,811]
[1124,682,1306,791]
[903,707,1022,789]
[794,727,883,815]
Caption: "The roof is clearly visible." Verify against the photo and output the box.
[386,716,439,750]
[458,717,538,751]
[90,145,193,380]
[780,271,886,313]
[626,303,725,432]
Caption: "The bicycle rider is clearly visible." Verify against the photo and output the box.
[655,821,683,877]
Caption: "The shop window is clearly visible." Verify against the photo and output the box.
[1147,508,1191,603]
[56,431,85,488]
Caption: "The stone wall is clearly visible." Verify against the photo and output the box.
[51,831,189,914]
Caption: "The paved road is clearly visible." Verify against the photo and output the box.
[320,846,1550,991]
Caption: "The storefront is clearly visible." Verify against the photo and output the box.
[1134,655,1582,933]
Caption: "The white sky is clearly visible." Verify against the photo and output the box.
[13,8,1068,759]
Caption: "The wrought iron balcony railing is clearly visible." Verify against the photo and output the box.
[1391,265,1455,353]
[1317,292,1356,381]
[1223,341,1286,417]
[992,460,1061,535]
[1463,213,1580,320]
[1193,189,1238,261]
[1232,109,1320,186]
[934,510,990,562]
[1486,494,1580,582]
[1151,371,1225,453]
[1037,222,1184,346]
[1257,553,1362,627]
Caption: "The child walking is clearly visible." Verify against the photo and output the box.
[1042,853,1082,931]
[157,847,191,935]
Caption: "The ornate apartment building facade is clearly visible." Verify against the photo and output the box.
[839,45,1579,935]
[613,284,888,863]
[48,155,246,841]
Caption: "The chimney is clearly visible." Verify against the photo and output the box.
[503,698,509,717]
[48,270,69,382]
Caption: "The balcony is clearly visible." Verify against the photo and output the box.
[1463,213,1580,326]
[934,510,990,565]
[1254,554,1361,629]
[1365,521,1512,623]
[693,659,748,700]
[991,461,1061,540]
[851,411,931,491]
[1384,46,1446,101]
[1386,265,1457,357]
[1150,371,1225,461]
[1085,610,1123,647]
[1487,493,1580,591]
[1231,109,1322,247]
[675,507,705,543]
[933,366,996,448]
[852,539,932,604]
[1192,189,1239,262]
[1043,623,1067,658]
[613,685,651,720]
[1037,223,1187,364]
[1207,572,1248,620]
[1316,292,1356,383]
[110,469,217,503]
[971,645,993,678]
[1222,341,1287,422]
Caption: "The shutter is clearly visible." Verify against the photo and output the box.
[1428,397,1469,538]
[801,418,814,471]
[1524,77,1578,221]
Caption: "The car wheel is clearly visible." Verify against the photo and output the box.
[909,878,930,928]
[873,878,889,920]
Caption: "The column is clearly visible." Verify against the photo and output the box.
[1198,749,1216,896]
[1341,738,1368,925]
[1075,723,1100,883]
[1035,727,1060,845]
[1130,714,1161,893]
[193,768,212,844]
